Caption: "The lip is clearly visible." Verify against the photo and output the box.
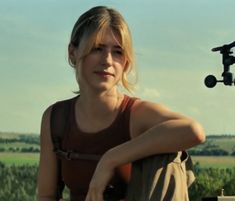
[94,71,114,77]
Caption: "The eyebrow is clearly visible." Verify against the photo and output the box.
[98,43,123,49]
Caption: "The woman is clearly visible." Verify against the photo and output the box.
[37,6,205,201]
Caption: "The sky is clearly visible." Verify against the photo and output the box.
[0,0,235,135]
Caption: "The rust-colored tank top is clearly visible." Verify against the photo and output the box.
[58,95,137,200]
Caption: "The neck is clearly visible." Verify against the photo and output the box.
[75,88,124,133]
[77,87,124,118]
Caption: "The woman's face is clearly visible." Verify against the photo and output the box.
[74,28,128,93]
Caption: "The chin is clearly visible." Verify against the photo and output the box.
[93,84,116,92]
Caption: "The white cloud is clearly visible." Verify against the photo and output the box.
[137,87,161,100]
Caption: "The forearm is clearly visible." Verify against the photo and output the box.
[103,119,205,168]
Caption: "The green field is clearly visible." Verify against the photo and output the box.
[192,156,235,168]
[1,152,235,168]
[209,137,235,152]
[193,135,235,154]
[0,152,39,166]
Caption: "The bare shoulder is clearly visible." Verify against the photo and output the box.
[42,105,53,121]
[40,105,53,136]
[39,104,56,150]
[130,99,187,138]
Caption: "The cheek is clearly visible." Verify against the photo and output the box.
[82,54,99,69]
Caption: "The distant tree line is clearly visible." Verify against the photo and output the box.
[0,135,39,145]
[188,148,234,156]
[0,147,40,153]
[0,135,40,153]
[188,137,235,156]
[206,134,235,139]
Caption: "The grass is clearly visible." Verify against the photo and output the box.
[0,152,39,166]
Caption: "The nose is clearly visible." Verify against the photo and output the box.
[102,50,112,66]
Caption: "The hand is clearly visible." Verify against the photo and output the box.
[85,156,115,201]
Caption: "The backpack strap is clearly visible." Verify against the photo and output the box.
[50,100,71,153]
[55,149,101,161]
[50,97,101,199]
[50,98,102,161]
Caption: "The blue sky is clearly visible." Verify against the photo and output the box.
[1,0,235,135]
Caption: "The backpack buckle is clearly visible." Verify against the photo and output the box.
[65,150,73,160]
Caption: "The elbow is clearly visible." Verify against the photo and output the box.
[189,120,206,145]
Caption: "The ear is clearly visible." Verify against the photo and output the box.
[68,43,78,66]
[123,60,129,72]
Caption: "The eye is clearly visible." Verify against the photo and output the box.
[92,46,103,52]
[113,49,124,56]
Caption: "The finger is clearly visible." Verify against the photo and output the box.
[85,193,90,201]
[85,189,96,201]
[91,190,97,201]
[91,190,101,201]
[97,192,104,201]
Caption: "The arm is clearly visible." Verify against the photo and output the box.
[85,100,205,201]
[105,100,205,166]
[36,106,58,201]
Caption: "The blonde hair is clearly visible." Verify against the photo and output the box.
[68,6,136,92]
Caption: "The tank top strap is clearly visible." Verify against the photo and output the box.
[120,95,138,114]
[118,95,138,140]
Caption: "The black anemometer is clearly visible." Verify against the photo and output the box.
[204,41,235,88]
